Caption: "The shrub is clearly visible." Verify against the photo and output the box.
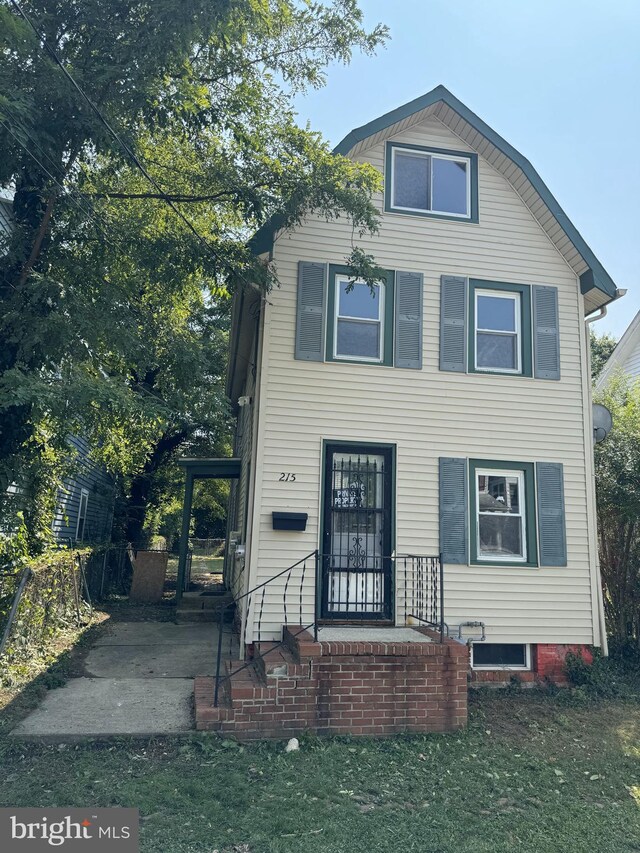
[565,647,640,699]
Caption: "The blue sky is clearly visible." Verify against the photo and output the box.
[293,0,639,339]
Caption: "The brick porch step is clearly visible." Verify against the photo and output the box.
[194,625,469,739]
[254,643,309,679]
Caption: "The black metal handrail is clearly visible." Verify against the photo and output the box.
[212,550,445,707]
[213,550,319,706]
[397,553,445,643]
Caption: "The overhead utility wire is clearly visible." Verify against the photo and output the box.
[1,119,125,255]
[9,0,239,279]
[2,109,191,260]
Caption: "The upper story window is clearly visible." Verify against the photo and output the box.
[475,289,521,373]
[468,280,533,377]
[325,265,395,367]
[385,143,478,222]
[335,278,383,362]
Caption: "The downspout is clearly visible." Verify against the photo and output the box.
[584,289,626,656]
[585,303,608,655]
[585,305,607,327]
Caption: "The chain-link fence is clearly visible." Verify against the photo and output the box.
[0,544,134,669]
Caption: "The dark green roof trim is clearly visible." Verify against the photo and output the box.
[249,213,286,257]
[579,268,612,296]
[177,458,241,479]
[250,85,616,301]
[335,85,616,300]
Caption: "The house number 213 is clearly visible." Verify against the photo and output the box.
[278,473,296,482]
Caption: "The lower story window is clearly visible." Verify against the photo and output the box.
[469,460,537,567]
[472,643,530,669]
[476,468,526,561]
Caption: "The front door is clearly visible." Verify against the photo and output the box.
[321,444,393,621]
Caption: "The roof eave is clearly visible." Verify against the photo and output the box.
[333,85,617,303]
[249,85,617,304]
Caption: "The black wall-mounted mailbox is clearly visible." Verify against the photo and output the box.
[272,511,308,531]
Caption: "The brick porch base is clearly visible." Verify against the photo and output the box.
[195,626,469,739]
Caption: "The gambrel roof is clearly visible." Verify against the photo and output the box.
[252,85,619,313]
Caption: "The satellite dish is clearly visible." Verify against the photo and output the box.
[593,403,613,443]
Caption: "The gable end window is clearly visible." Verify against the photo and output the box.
[385,143,478,222]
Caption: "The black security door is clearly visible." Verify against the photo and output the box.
[321,444,393,620]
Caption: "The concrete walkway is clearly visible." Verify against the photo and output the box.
[11,621,232,739]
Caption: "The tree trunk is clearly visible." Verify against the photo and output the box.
[123,428,189,544]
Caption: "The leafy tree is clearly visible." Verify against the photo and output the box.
[0,1,388,545]
[590,331,617,381]
[594,372,640,646]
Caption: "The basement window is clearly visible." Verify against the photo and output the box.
[471,643,530,670]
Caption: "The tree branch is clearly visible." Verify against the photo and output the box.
[18,191,56,287]
[86,191,234,202]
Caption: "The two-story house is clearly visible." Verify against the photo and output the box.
[197,86,621,738]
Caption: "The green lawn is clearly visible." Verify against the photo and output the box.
[167,555,224,577]
[1,690,639,853]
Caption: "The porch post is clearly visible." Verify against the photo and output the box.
[176,471,195,602]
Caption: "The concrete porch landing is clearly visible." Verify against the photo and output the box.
[11,621,232,739]
[316,627,433,643]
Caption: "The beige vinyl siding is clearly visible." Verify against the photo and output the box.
[245,115,597,645]
[621,338,640,379]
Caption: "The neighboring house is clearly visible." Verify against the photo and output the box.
[1,190,115,546]
[596,311,640,388]
[0,190,12,236]
[51,436,115,545]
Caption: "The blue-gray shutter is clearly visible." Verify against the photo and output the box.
[536,462,567,566]
[295,261,327,361]
[440,275,467,372]
[532,285,560,380]
[395,270,423,369]
[439,457,468,564]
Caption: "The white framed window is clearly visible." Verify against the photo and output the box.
[476,469,526,562]
[475,289,521,373]
[76,489,89,542]
[471,643,531,670]
[390,146,472,218]
[334,277,384,363]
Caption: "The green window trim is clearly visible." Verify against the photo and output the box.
[326,264,395,367]
[468,279,533,377]
[384,142,479,223]
[469,459,538,568]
